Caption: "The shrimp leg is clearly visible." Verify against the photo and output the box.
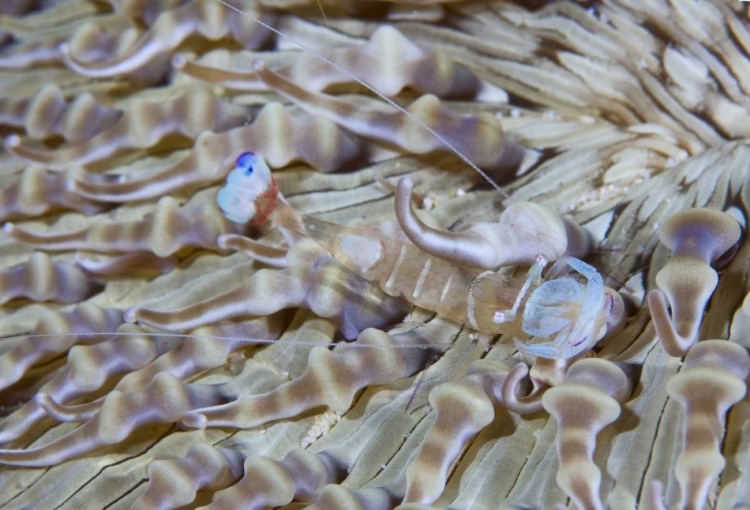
[490,254,548,324]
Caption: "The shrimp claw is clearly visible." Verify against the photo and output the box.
[471,254,548,327]
[516,256,609,359]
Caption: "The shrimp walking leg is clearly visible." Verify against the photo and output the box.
[491,254,548,325]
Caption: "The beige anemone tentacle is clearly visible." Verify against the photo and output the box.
[0,251,100,304]
[543,358,635,510]
[403,358,512,505]
[178,25,497,99]
[253,59,521,172]
[202,448,341,509]
[648,208,741,357]
[0,166,105,220]
[181,325,437,429]
[59,0,273,77]
[5,194,242,257]
[130,444,245,510]
[0,304,122,393]
[0,83,120,142]
[4,91,250,169]
[69,103,366,203]
[667,340,749,510]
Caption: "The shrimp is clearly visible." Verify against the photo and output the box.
[300,213,624,360]
[217,151,625,359]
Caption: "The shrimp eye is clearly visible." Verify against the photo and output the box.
[235,151,256,172]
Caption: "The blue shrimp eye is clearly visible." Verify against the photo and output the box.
[235,151,256,172]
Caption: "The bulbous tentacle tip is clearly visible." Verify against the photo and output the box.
[2,222,14,235]
[566,358,635,404]
[64,179,78,193]
[659,208,741,262]
[216,234,231,250]
[398,176,414,191]
[181,413,207,430]
[34,392,96,422]
[34,392,53,408]
[684,340,750,379]
[57,43,69,56]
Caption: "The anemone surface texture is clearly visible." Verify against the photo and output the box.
[1,1,750,510]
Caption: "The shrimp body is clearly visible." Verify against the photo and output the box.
[299,215,624,358]
[216,149,623,359]
[303,215,538,336]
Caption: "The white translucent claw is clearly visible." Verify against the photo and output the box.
[518,256,607,359]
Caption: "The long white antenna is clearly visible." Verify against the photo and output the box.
[215,0,510,199]
[15,331,453,349]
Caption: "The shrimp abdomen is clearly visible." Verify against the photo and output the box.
[302,215,522,332]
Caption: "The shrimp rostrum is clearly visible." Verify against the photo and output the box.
[219,152,626,360]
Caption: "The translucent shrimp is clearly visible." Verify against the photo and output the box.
[298,213,625,359]
[212,148,624,359]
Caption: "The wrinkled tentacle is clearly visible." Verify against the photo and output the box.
[0,251,101,304]
[5,195,241,257]
[0,166,106,220]
[403,358,511,505]
[668,340,749,509]
[0,304,122,393]
[543,359,635,510]
[70,103,364,203]
[126,239,407,339]
[254,60,519,171]
[130,444,245,510]
[5,92,249,169]
[59,0,273,77]
[0,373,226,467]
[648,208,741,357]
[181,325,437,429]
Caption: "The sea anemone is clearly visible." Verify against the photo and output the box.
[1,1,750,509]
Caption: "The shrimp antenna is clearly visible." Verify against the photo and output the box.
[3,331,459,350]
[214,0,511,200]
